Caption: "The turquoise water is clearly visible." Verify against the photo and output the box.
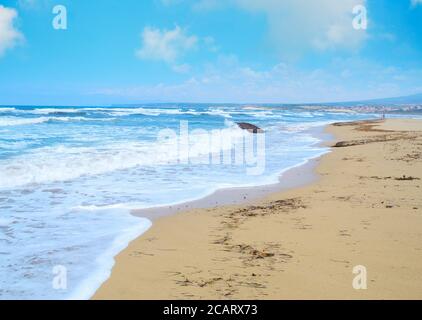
[0,104,377,299]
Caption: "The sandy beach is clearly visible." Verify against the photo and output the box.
[94,118,422,300]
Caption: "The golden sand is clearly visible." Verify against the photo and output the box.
[94,119,422,299]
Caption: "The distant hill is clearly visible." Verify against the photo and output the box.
[334,93,422,106]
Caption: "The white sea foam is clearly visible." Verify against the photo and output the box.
[29,108,86,115]
[93,107,197,117]
[281,120,335,132]
[67,214,152,300]
[72,202,147,211]
[0,124,248,188]
[204,108,233,118]
[0,116,117,127]
[26,107,235,118]
[0,107,17,112]
[0,106,239,119]
[0,117,50,126]
[246,110,275,118]
[0,218,13,227]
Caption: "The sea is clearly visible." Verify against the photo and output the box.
[0,104,397,299]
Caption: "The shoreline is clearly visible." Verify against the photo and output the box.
[82,124,331,298]
[94,118,422,299]
[91,121,345,299]
[132,125,331,221]
[132,154,322,221]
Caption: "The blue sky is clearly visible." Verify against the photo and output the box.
[0,0,421,105]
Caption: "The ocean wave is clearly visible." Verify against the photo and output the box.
[72,203,147,211]
[203,108,233,118]
[29,108,87,115]
[67,214,151,300]
[280,120,335,133]
[246,110,275,118]
[0,218,14,227]
[0,107,17,112]
[0,116,117,127]
[5,106,238,119]
[0,124,248,188]
[103,107,210,117]
[0,117,50,126]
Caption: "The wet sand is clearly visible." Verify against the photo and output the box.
[132,157,321,221]
[94,119,422,299]
[132,126,330,221]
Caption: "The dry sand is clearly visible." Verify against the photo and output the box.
[94,119,422,300]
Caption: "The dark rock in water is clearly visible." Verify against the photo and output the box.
[236,122,264,133]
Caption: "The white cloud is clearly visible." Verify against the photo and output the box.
[136,25,197,63]
[203,36,219,52]
[0,5,23,57]
[93,55,422,103]
[172,63,191,73]
[160,0,368,57]
[411,0,422,7]
[236,0,367,56]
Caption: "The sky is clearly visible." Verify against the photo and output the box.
[0,0,421,105]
